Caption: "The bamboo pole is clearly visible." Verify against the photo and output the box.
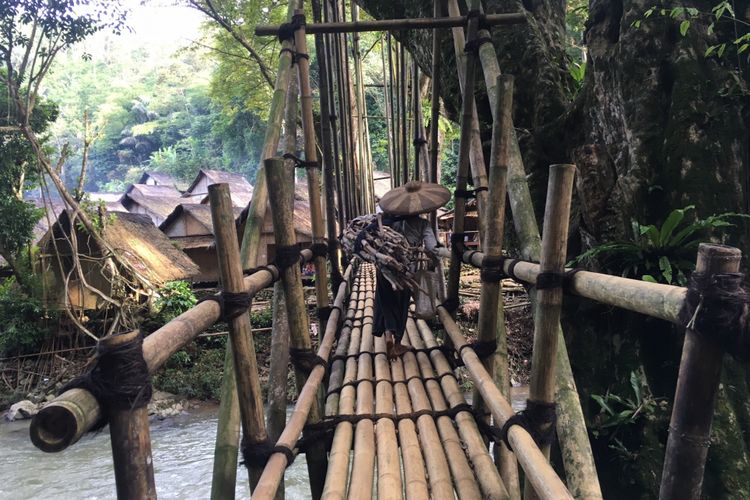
[349,294,377,500]
[466,8,604,496]
[428,0,444,230]
[372,335,403,500]
[322,279,366,498]
[435,307,573,500]
[293,10,331,324]
[209,183,270,489]
[473,74,520,500]
[523,164,575,499]
[255,13,526,35]
[389,345,431,499]
[102,330,156,500]
[381,33,396,185]
[401,322,489,500]
[445,1,482,311]
[411,319,510,499]
[388,34,400,188]
[332,3,353,221]
[30,256,312,453]
[659,244,742,500]
[400,43,408,184]
[312,0,343,291]
[251,260,355,500]
[263,156,327,499]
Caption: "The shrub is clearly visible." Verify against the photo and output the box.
[154,281,197,323]
[0,278,51,356]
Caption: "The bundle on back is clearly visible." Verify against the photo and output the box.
[341,215,421,292]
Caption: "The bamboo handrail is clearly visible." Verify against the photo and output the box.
[436,247,686,324]
[435,306,573,500]
[29,251,314,453]
[254,13,526,36]
[251,263,355,500]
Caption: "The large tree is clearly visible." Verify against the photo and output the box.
[355,0,750,497]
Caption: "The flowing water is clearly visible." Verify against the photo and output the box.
[0,388,529,499]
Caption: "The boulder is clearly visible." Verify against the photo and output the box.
[5,400,39,421]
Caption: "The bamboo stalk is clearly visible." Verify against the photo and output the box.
[103,330,156,500]
[381,33,396,186]
[312,0,343,291]
[263,156,327,499]
[401,322,486,500]
[446,0,482,311]
[389,344,430,500]
[372,334,403,500]
[255,13,526,35]
[467,9,603,496]
[435,307,573,500]
[523,164,575,499]
[322,278,366,499]
[411,319,509,499]
[209,183,270,489]
[475,74,520,498]
[394,333,454,500]
[659,244,742,500]
[400,43,408,184]
[293,10,331,323]
[251,259,355,500]
[30,256,312,453]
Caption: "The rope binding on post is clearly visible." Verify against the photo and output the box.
[198,291,253,323]
[282,152,320,170]
[275,243,302,270]
[59,330,152,430]
[481,255,505,282]
[277,12,306,42]
[499,399,557,451]
[289,347,329,377]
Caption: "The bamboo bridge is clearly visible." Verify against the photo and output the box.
[27,2,748,500]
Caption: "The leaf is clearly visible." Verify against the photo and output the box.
[739,44,749,55]
[679,20,690,37]
[659,208,685,245]
[708,23,715,36]
[644,7,655,18]
[706,45,718,57]
[642,275,658,283]
[592,394,615,415]
[718,43,727,57]
[659,256,673,283]
[630,371,642,404]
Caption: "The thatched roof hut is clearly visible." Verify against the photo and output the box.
[186,169,253,207]
[120,184,183,225]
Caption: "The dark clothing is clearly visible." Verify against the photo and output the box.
[372,215,439,341]
[373,270,411,341]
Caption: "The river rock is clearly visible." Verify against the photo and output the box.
[5,400,39,421]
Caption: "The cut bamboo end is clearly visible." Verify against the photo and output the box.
[30,390,99,453]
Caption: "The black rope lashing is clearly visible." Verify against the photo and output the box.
[240,436,275,468]
[413,137,428,147]
[564,267,584,290]
[243,264,279,281]
[454,188,476,200]
[499,399,557,451]
[506,259,522,282]
[481,255,506,283]
[318,305,343,326]
[458,339,498,360]
[679,271,750,360]
[463,249,482,264]
[282,152,319,170]
[277,13,305,42]
[536,271,565,290]
[310,242,328,258]
[197,291,252,322]
[272,444,297,466]
[59,331,152,430]
[275,243,302,270]
[290,348,328,377]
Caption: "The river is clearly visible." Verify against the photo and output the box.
[0,388,528,499]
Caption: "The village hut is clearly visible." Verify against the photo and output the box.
[39,210,199,311]
[438,198,480,249]
[119,183,182,225]
[185,169,253,207]
[138,171,182,190]
[159,204,244,282]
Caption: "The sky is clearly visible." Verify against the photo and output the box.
[120,0,205,46]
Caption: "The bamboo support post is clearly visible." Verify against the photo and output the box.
[428,0,444,230]
[476,74,519,499]
[446,0,483,312]
[293,10,331,320]
[523,165,575,500]
[209,183,270,489]
[263,156,327,499]
[255,13,525,35]
[466,9,604,496]
[103,330,156,500]
[659,244,742,500]
[435,307,573,500]
[30,256,312,453]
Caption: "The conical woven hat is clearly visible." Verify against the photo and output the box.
[379,181,451,216]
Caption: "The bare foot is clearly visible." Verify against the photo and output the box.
[385,331,395,359]
[391,342,410,357]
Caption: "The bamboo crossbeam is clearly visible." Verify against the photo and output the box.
[30,252,313,453]
[411,319,510,499]
[209,183,270,490]
[255,13,526,36]
[436,307,573,500]
[436,247,686,324]
[252,263,355,500]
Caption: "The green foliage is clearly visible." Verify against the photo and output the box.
[591,371,666,459]
[570,206,748,285]
[152,345,225,400]
[154,281,197,323]
[250,307,273,329]
[0,278,52,356]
